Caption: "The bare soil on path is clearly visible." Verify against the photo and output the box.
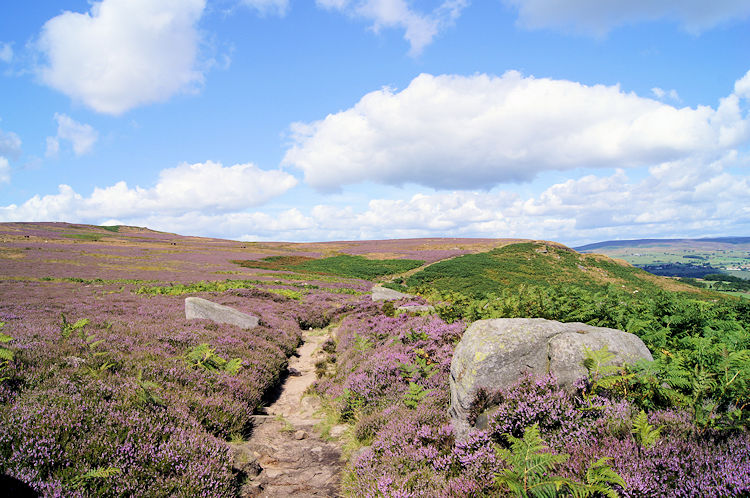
[231,329,345,497]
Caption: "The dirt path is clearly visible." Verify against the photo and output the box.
[230,329,345,497]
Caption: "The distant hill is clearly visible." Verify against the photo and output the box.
[574,237,750,252]
[573,236,750,284]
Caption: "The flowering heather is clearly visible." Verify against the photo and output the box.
[4,222,750,497]
[0,222,371,496]
[317,301,750,497]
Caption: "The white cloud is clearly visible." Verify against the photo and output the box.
[241,0,289,16]
[35,0,206,115]
[0,128,22,160]
[4,154,749,244]
[298,156,750,242]
[651,87,680,102]
[47,113,98,157]
[45,137,60,158]
[316,0,468,55]
[284,71,750,191]
[503,0,750,35]
[100,219,125,226]
[0,161,297,222]
[0,43,12,63]
[118,154,750,243]
[0,157,9,184]
[0,125,22,184]
[735,70,750,100]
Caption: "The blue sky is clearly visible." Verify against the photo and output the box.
[1,0,749,245]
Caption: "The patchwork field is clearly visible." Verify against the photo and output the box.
[576,237,750,275]
[1,223,749,497]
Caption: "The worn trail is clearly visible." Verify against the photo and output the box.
[231,329,344,497]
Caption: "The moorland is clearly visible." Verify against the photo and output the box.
[1,222,749,497]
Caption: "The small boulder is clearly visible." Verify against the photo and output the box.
[449,318,652,440]
[371,285,414,302]
[328,424,348,438]
[229,444,262,478]
[397,304,435,313]
[185,297,259,329]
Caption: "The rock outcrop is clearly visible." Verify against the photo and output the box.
[371,285,414,302]
[185,297,259,329]
[397,304,435,313]
[449,318,652,439]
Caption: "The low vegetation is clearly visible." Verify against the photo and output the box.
[314,298,750,496]
[235,254,424,280]
[2,225,749,497]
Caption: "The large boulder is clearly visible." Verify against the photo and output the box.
[185,297,259,329]
[449,318,652,439]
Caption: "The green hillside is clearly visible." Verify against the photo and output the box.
[404,241,705,298]
[234,254,425,280]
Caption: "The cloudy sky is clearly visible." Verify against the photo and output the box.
[1,0,748,245]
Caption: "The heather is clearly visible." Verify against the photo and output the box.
[0,223,364,496]
[314,298,750,497]
[3,224,750,496]
[0,278,314,494]
[405,243,750,430]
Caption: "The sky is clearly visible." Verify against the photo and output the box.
[0,0,749,245]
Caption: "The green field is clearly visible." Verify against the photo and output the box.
[575,238,750,280]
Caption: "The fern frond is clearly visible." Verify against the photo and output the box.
[495,424,569,497]
[72,466,121,488]
[632,410,660,448]
[225,357,243,375]
[583,346,621,380]
[403,382,431,409]
[585,457,626,496]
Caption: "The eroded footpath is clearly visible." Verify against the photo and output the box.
[230,329,344,497]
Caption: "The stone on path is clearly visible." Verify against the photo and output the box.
[371,285,414,302]
[397,304,435,313]
[449,318,653,440]
[185,297,259,329]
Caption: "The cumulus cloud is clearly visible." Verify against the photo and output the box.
[0,128,22,160]
[47,113,98,157]
[283,71,750,191]
[0,43,12,63]
[287,156,750,242]
[316,0,468,55]
[503,0,750,35]
[105,154,750,243]
[4,154,748,243]
[35,0,206,115]
[0,161,297,222]
[736,70,750,100]
[0,157,9,184]
[241,0,289,16]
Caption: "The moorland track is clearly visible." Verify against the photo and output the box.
[231,328,344,497]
